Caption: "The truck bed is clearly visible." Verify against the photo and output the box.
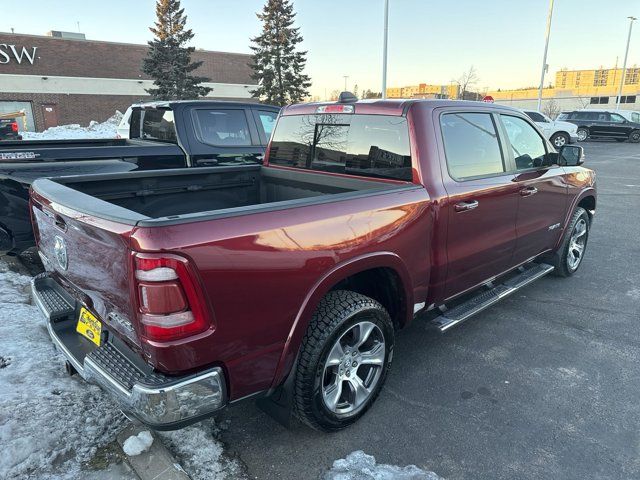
[33,165,403,225]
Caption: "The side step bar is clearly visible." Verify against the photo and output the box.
[431,263,555,333]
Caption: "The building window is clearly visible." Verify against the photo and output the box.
[575,72,581,87]
[618,95,636,104]
[625,68,639,85]
[593,69,609,87]
[590,96,610,104]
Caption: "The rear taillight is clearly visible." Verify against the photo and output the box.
[133,253,212,342]
[10,122,18,133]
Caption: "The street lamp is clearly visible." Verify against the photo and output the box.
[381,0,389,99]
[616,16,637,111]
[537,0,555,111]
[343,75,349,91]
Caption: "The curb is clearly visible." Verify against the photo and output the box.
[117,424,190,480]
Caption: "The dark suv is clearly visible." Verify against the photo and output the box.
[0,118,22,141]
[558,110,640,143]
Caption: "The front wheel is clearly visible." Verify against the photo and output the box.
[629,130,640,143]
[550,132,569,148]
[576,128,589,142]
[293,290,394,431]
[550,207,590,277]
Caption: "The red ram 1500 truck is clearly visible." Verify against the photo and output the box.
[30,97,596,431]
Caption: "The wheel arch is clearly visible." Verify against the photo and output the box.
[269,252,413,389]
[556,189,596,250]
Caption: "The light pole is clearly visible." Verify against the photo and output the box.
[381,0,389,99]
[343,75,349,92]
[537,0,554,111]
[616,16,637,111]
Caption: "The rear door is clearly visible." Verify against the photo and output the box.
[587,111,613,137]
[498,114,568,263]
[438,110,519,299]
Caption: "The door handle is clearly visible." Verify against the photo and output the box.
[520,187,538,197]
[454,200,479,212]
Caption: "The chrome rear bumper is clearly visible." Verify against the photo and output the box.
[32,275,226,430]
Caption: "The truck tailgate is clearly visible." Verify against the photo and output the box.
[30,188,140,347]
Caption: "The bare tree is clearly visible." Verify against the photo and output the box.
[457,66,479,100]
[574,95,591,109]
[541,98,560,119]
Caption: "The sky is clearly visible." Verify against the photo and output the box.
[2,0,639,98]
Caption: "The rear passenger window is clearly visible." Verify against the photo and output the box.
[257,110,278,139]
[440,113,505,180]
[193,109,251,146]
[500,115,547,170]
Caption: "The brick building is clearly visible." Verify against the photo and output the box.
[0,31,257,132]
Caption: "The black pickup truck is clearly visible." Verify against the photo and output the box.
[0,118,22,142]
[0,100,279,255]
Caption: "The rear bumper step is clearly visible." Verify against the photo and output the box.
[32,275,226,430]
[432,263,554,332]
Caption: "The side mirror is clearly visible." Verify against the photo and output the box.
[558,145,584,166]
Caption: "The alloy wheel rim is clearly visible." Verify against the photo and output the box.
[554,135,567,147]
[321,320,386,415]
[632,132,640,141]
[567,218,587,270]
[577,130,588,141]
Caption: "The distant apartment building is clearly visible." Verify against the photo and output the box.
[487,67,640,112]
[386,83,459,99]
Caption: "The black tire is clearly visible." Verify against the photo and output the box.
[576,127,589,142]
[293,290,394,431]
[615,138,627,142]
[629,130,640,143]
[550,132,569,148]
[549,207,590,277]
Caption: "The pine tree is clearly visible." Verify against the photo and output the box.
[250,0,311,106]
[143,0,211,100]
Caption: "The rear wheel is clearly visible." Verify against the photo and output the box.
[550,132,569,148]
[629,130,640,143]
[293,290,394,431]
[549,207,590,277]
[576,128,589,142]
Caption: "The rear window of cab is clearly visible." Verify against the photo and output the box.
[268,114,412,181]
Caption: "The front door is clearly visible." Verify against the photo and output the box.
[41,104,58,130]
[498,114,568,263]
[439,111,519,299]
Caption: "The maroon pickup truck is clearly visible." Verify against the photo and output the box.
[30,97,596,431]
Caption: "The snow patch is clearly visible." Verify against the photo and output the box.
[0,260,127,479]
[21,111,122,140]
[122,431,154,456]
[159,421,242,480]
[324,451,443,480]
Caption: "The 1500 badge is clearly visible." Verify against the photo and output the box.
[0,152,41,160]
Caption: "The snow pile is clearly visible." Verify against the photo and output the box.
[159,420,242,480]
[21,111,122,140]
[0,261,127,479]
[324,451,443,480]
[122,431,154,456]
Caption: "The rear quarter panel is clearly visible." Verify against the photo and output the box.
[130,187,432,400]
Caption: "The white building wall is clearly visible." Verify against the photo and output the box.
[0,74,256,98]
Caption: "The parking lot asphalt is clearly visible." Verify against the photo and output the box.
[217,141,640,480]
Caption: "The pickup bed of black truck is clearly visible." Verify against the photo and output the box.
[0,100,279,254]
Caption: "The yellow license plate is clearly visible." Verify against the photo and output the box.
[76,307,102,346]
